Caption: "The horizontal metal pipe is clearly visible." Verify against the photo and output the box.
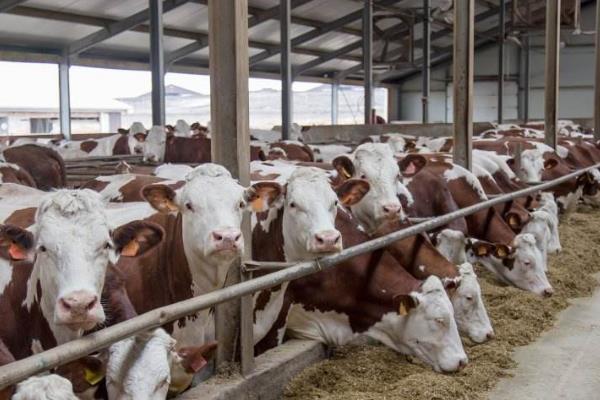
[1,162,599,389]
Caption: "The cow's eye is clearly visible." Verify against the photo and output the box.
[186,202,194,211]
[466,295,474,301]
[360,174,367,179]
[239,201,246,209]
[38,245,47,253]
[334,200,339,207]
[104,242,113,250]
[435,318,446,326]
[290,202,296,208]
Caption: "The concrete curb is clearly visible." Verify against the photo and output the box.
[178,340,327,400]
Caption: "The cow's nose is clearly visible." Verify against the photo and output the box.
[458,358,468,370]
[486,331,495,340]
[543,287,554,298]
[59,291,98,316]
[212,229,242,251]
[313,230,342,252]
[382,204,401,216]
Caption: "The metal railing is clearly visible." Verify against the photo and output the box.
[0,162,599,389]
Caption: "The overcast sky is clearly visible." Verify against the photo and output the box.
[0,61,322,104]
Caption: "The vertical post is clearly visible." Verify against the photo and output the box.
[58,58,71,139]
[544,0,560,148]
[150,0,165,126]
[594,0,600,139]
[453,0,474,170]
[208,0,253,374]
[422,0,430,123]
[363,0,373,124]
[331,81,339,124]
[524,33,531,123]
[281,0,292,140]
[498,0,505,123]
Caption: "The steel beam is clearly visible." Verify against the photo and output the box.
[524,33,531,122]
[250,0,403,66]
[453,0,474,170]
[150,0,165,126]
[364,0,373,124]
[422,0,430,123]
[67,0,189,56]
[0,0,25,13]
[544,0,560,148]
[294,40,362,77]
[281,0,293,140]
[498,0,505,123]
[165,38,208,65]
[208,0,252,375]
[58,58,71,139]
[331,81,339,124]
[594,0,600,139]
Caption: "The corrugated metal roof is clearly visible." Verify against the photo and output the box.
[0,0,569,84]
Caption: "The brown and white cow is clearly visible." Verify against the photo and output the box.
[251,167,468,372]
[2,144,66,190]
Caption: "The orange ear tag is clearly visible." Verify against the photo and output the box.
[121,240,140,257]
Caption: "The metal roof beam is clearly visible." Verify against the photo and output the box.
[294,40,363,77]
[0,0,26,13]
[67,0,191,56]
[250,0,405,66]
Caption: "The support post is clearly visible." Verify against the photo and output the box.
[281,0,292,140]
[331,81,339,124]
[453,0,474,170]
[149,0,165,126]
[544,0,560,148]
[422,0,430,123]
[524,33,530,122]
[498,0,505,123]
[363,0,373,124]
[594,0,600,139]
[208,0,253,375]
[58,58,71,139]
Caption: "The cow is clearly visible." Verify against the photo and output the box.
[330,144,493,342]
[13,374,78,400]
[143,126,211,164]
[153,164,193,180]
[2,144,66,190]
[251,167,468,372]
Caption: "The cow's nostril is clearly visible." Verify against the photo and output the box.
[486,332,495,340]
[316,236,324,244]
[60,299,71,311]
[213,233,223,241]
[86,296,98,311]
[234,233,242,242]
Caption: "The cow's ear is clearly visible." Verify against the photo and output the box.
[506,212,523,230]
[395,293,420,316]
[141,184,179,213]
[544,158,558,170]
[332,155,355,181]
[335,179,370,206]
[133,132,147,143]
[177,341,218,374]
[0,225,34,262]
[398,154,427,177]
[245,182,283,213]
[113,221,164,258]
[117,128,129,135]
[443,277,462,290]
[494,244,511,259]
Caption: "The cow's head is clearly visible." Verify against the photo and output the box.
[467,234,553,296]
[281,167,369,261]
[107,329,215,400]
[444,263,494,343]
[507,149,548,183]
[13,375,78,400]
[143,126,167,163]
[0,190,163,333]
[333,144,416,233]
[142,164,282,263]
[371,276,467,373]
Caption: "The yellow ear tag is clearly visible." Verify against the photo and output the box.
[121,240,140,257]
[476,246,488,257]
[251,196,266,213]
[84,367,105,386]
[509,215,519,227]
[399,302,408,316]
[496,247,508,258]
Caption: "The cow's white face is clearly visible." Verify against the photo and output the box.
[107,329,175,400]
[516,149,544,183]
[435,229,468,265]
[4,190,163,335]
[281,167,369,261]
[521,210,553,263]
[448,263,494,343]
[143,164,282,264]
[143,126,167,163]
[468,234,553,296]
[14,374,78,400]
[368,276,467,373]
[333,144,404,233]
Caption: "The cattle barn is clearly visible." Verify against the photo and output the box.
[1,1,600,399]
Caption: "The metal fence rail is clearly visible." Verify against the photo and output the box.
[1,162,599,389]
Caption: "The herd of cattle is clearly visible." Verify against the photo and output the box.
[0,119,597,399]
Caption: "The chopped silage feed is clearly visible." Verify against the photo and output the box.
[284,207,600,400]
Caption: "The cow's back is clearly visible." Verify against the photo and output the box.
[3,145,66,190]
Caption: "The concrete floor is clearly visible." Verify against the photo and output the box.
[488,275,600,400]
